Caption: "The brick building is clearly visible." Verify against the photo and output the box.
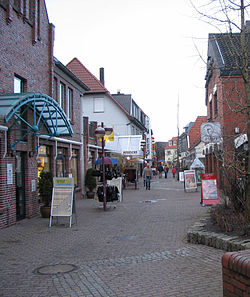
[0,1,88,229]
[204,24,249,190]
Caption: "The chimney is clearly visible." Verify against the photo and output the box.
[100,67,105,86]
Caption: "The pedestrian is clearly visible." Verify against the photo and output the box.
[142,163,153,190]
[164,165,169,178]
[157,163,164,178]
[172,167,176,178]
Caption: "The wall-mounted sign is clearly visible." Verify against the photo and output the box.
[201,173,219,205]
[7,164,13,185]
[49,177,74,227]
[201,122,221,143]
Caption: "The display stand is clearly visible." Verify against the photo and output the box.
[49,177,75,228]
[107,177,123,202]
[184,170,198,192]
[201,173,219,206]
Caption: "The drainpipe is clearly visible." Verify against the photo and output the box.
[0,125,8,158]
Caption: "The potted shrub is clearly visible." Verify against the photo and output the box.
[38,171,53,218]
[85,168,97,199]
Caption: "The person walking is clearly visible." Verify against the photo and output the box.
[142,163,153,190]
[172,167,177,178]
[164,165,169,178]
[157,163,164,178]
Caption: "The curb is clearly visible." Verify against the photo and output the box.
[187,212,250,252]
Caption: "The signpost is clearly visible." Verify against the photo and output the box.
[201,173,219,206]
[184,170,197,192]
[49,177,75,228]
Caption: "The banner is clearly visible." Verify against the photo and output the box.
[201,173,219,205]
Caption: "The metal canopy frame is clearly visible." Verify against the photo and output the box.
[0,93,73,151]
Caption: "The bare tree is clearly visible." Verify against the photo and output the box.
[191,0,250,222]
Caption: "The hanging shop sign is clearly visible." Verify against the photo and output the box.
[49,177,74,227]
[201,173,219,205]
[184,170,197,192]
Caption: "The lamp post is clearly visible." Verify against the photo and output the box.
[95,123,113,211]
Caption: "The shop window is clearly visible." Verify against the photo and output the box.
[37,145,51,177]
[56,147,67,177]
[70,149,78,186]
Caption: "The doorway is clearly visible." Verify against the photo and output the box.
[16,152,26,220]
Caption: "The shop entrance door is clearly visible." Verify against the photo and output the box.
[16,152,26,220]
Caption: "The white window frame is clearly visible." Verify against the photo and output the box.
[67,88,73,120]
[94,97,104,113]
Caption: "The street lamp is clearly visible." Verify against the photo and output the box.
[141,138,146,169]
[95,122,113,211]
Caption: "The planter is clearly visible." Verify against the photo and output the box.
[86,191,95,199]
[40,205,51,218]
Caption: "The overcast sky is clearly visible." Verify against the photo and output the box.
[46,0,214,142]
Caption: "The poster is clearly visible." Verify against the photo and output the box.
[201,173,219,205]
[184,170,197,191]
[179,172,184,182]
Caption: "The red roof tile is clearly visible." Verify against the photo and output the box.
[67,58,108,94]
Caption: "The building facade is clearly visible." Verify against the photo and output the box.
[0,1,88,229]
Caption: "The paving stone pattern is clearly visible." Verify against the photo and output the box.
[0,177,224,297]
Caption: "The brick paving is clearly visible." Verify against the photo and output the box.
[0,177,224,297]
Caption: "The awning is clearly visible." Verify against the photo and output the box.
[0,93,73,150]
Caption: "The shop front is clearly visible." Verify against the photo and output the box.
[0,93,75,229]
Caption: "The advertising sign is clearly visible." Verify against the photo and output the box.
[184,170,197,192]
[201,173,219,205]
[49,177,74,227]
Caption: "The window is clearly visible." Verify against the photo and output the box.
[59,83,65,110]
[53,77,58,101]
[209,100,213,119]
[169,141,172,146]
[173,140,177,146]
[56,148,67,177]
[209,93,213,119]
[94,97,104,113]
[214,91,218,116]
[89,122,95,138]
[37,145,51,177]
[14,75,25,93]
[70,149,78,186]
[67,88,73,121]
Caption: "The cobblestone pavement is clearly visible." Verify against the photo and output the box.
[0,177,224,297]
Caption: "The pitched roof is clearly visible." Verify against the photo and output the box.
[67,58,108,94]
[207,32,250,77]
[66,58,131,118]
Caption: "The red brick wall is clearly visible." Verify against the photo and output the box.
[0,1,53,95]
[222,251,250,297]
[188,116,207,149]
[0,0,53,228]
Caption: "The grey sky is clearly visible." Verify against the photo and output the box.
[46,0,213,141]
